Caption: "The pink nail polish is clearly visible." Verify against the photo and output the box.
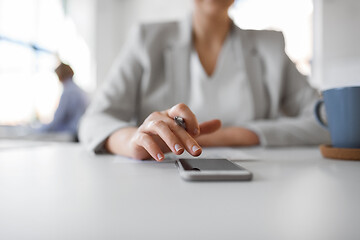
[157,153,164,161]
[175,144,182,152]
[192,145,200,153]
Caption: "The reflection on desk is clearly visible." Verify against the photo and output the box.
[0,143,359,240]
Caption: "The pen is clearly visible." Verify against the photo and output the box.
[174,116,187,130]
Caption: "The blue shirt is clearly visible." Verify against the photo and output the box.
[38,78,89,135]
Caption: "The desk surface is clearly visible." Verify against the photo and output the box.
[0,141,359,240]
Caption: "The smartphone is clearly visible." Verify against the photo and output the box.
[175,158,252,181]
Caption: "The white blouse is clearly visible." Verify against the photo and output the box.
[188,29,254,126]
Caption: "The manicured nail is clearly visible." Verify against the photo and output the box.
[193,128,199,135]
[157,153,164,161]
[174,144,183,152]
[192,145,201,153]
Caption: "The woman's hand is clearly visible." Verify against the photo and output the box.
[195,126,260,147]
[105,103,221,161]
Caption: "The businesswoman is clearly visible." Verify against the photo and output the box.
[79,0,330,160]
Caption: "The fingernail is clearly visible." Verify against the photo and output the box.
[193,128,199,135]
[192,145,201,153]
[174,144,183,152]
[157,153,164,161]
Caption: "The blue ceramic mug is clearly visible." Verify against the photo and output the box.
[314,86,360,148]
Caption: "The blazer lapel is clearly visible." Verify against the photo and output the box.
[164,16,192,105]
[164,45,191,105]
[236,29,271,119]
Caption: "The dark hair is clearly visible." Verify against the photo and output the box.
[55,62,74,80]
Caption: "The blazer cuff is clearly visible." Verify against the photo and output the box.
[80,121,136,154]
[243,124,268,147]
[244,117,331,147]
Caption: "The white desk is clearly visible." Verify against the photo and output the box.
[0,141,359,240]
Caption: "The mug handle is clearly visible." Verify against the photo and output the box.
[314,99,328,129]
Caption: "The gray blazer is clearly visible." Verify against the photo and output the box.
[79,17,330,153]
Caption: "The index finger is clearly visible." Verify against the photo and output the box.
[166,103,200,136]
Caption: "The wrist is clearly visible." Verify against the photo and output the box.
[105,128,138,156]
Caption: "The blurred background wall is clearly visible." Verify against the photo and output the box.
[313,0,360,90]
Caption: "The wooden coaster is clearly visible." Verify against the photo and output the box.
[320,144,360,161]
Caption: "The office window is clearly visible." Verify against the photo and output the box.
[0,0,91,125]
[230,0,313,78]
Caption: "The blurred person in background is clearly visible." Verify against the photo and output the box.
[37,62,89,139]
[79,0,330,160]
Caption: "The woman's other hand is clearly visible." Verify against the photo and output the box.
[196,126,260,147]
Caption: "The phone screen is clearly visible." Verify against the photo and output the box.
[179,158,246,171]
[176,158,252,181]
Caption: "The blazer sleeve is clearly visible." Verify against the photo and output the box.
[78,26,144,153]
[245,33,331,146]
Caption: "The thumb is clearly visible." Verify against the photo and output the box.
[199,119,222,135]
